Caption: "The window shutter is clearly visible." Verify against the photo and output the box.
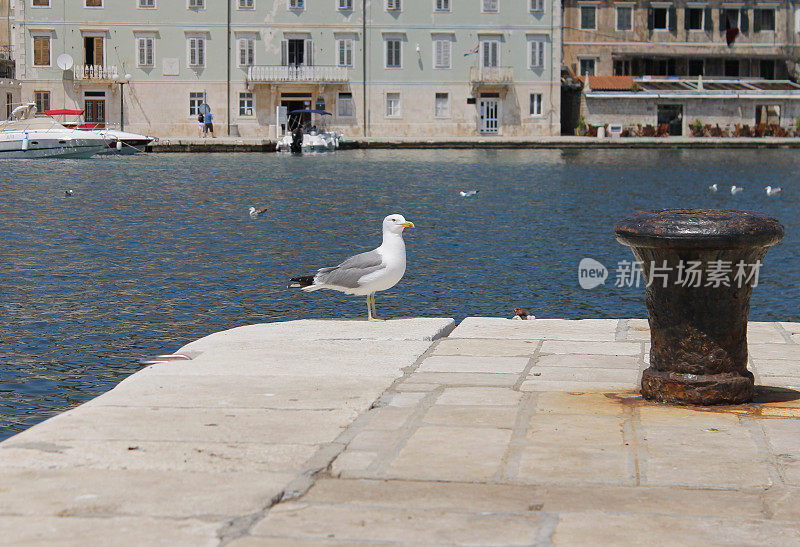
[238,39,245,65]
[304,39,313,66]
[538,41,544,68]
[668,7,677,31]
[281,39,288,65]
[719,9,725,30]
[741,9,749,32]
[753,10,761,32]
[198,38,205,65]
[704,7,713,31]
[647,8,654,29]
[684,9,690,30]
[442,40,450,68]
[249,40,254,65]
[189,38,196,65]
[346,41,352,67]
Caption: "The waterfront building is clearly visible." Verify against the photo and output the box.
[1,0,20,117]
[11,0,561,138]
[561,0,800,134]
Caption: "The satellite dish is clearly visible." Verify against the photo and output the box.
[56,53,74,71]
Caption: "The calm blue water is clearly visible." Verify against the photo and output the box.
[1,149,798,440]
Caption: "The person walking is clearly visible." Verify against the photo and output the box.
[197,112,205,137]
[204,110,215,138]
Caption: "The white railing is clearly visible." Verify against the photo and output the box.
[247,65,349,83]
[74,64,119,81]
[470,66,514,83]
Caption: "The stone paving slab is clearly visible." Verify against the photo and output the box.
[2,317,800,545]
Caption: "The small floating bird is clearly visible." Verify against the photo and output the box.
[65,189,74,196]
[248,206,268,218]
[289,214,415,322]
[708,184,718,192]
[765,186,782,196]
[730,185,743,195]
[511,307,533,320]
[459,190,479,197]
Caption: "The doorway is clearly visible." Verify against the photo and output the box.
[84,99,105,128]
[657,104,683,136]
[281,98,311,133]
[479,98,499,134]
[84,36,103,66]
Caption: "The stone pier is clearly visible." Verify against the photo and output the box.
[1,318,799,545]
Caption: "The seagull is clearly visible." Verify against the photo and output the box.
[65,189,74,196]
[730,185,743,195]
[765,186,782,196]
[459,190,479,197]
[708,184,718,192]
[249,206,268,218]
[288,214,415,322]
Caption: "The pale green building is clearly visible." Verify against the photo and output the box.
[13,0,561,138]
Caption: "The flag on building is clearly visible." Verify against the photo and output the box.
[463,44,479,56]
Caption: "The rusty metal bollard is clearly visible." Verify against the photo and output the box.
[615,209,784,405]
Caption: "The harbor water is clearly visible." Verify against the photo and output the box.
[2,149,799,440]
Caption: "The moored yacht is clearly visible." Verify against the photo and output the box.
[276,109,341,153]
[0,103,112,159]
[44,109,155,154]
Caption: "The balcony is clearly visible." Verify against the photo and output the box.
[469,66,514,84]
[247,65,349,83]
[73,64,119,81]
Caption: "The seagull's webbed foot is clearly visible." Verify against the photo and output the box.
[366,294,386,322]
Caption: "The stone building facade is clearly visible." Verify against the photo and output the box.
[563,0,800,79]
[12,0,562,138]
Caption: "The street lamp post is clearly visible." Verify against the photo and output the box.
[114,73,132,131]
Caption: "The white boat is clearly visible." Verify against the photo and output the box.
[0,103,111,159]
[276,109,341,153]
[44,109,155,155]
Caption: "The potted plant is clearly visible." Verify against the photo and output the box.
[577,115,587,136]
[691,119,704,137]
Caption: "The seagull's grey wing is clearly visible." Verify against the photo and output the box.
[316,249,385,289]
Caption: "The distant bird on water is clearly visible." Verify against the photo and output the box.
[730,185,743,195]
[459,190,479,197]
[65,189,74,196]
[249,206,268,218]
[765,186,782,196]
[708,184,718,192]
[289,214,415,322]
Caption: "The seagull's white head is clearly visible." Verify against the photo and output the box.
[383,214,415,235]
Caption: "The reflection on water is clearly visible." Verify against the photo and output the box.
[1,149,798,440]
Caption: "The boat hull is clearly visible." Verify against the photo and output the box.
[0,134,108,159]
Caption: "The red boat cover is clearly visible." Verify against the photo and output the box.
[44,109,85,116]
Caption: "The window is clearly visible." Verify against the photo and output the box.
[386,92,400,117]
[434,92,449,117]
[239,92,253,116]
[721,8,744,32]
[85,0,102,6]
[579,58,595,76]
[528,36,545,69]
[482,0,498,13]
[289,0,304,9]
[686,8,704,30]
[139,0,155,7]
[580,6,597,29]
[530,93,542,116]
[754,9,775,32]
[616,6,633,31]
[433,36,451,69]
[435,0,450,11]
[187,35,206,67]
[32,0,50,6]
[338,0,353,9]
[34,90,50,113]
[651,7,669,30]
[688,59,704,76]
[33,35,51,66]
[188,0,204,7]
[239,0,254,8]
[614,59,632,75]
[385,38,401,68]
[5,93,12,118]
[336,38,354,68]
[282,38,312,66]
[189,92,205,116]
[530,0,543,12]
[480,38,500,68]
[136,35,155,67]
[386,0,400,10]
[238,36,255,67]
[337,92,354,117]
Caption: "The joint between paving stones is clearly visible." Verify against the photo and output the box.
[615,318,630,341]
[739,415,786,486]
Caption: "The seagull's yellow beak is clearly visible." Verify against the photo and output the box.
[401,221,415,228]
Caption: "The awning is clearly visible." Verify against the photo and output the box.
[289,109,332,115]
[44,109,85,116]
